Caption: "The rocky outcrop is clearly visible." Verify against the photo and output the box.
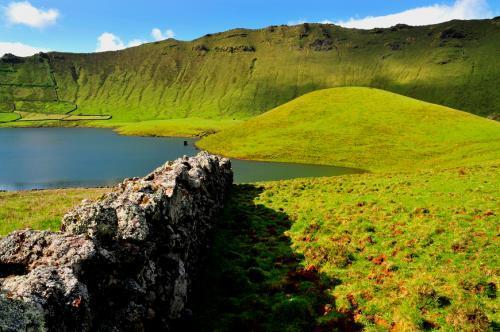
[309,39,334,51]
[214,45,255,53]
[0,152,233,331]
[0,53,24,64]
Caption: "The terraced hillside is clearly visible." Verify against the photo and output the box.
[1,18,500,121]
[0,53,70,112]
[0,53,110,123]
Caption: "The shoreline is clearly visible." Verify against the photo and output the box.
[0,126,369,191]
[0,120,370,169]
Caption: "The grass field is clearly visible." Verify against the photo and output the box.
[14,101,76,114]
[16,111,68,121]
[0,118,64,128]
[198,87,500,171]
[106,118,242,137]
[0,86,498,330]
[0,111,111,125]
[191,162,499,331]
[1,164,497,330]
[0,188,109,236]
[0,112,20,122]
[0,116,235,136]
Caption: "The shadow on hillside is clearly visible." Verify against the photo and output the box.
[183,184,362,332]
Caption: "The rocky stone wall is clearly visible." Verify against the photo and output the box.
[0,152,233,331]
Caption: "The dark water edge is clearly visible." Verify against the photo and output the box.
[0,128,363,190]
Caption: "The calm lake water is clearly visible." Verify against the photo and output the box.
[0,128,363,190]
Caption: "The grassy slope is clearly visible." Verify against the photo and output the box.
[0,188,109,236]
[0,112,20,122]
[199,87,500,171]
[0,117,240,137]
[193,163,499,331]
[107,118,242,137]
[1,165,497,330]
[0,53,70,110]
[1,19,499,122]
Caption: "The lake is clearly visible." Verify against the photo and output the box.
[0,128,363,190]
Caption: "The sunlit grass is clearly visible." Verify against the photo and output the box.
[107,117,242,137]
[199,87,500,171]
[3,165,495,330]
[0,112,20,122]
[0,188,109,236]
[195,162,499,330]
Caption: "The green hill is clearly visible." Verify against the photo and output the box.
[198,87,500,171]
[1,18,500,121]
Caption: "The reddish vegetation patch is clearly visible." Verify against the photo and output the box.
[371,254,387,265]
[374,315,391,329]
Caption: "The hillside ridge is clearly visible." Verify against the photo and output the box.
[1,18,499,120]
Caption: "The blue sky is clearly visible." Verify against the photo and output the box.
[0,0,498,55]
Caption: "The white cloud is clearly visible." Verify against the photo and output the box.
[151,28,175,41]
[5,1,59,28]
[96,32,125,52]
[95,28,174,52]
[334,0,492,29]
[151,28,162,40]
[96,33,148,52]
[0,41,48,57]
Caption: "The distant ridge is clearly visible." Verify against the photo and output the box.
[1,18,499,120]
